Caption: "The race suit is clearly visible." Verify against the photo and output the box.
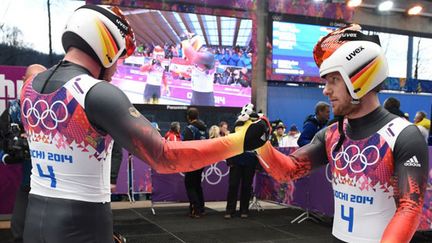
[257,107,428,243]
[19,61,267,242]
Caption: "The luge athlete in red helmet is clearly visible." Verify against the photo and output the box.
[20,5,270,242]
[254,24,428,243]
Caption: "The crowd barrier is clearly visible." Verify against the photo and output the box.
[114,149,230,204]
[1,145,431,232]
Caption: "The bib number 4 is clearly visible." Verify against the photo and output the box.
[36,163,57,188]
[341,204,354,233]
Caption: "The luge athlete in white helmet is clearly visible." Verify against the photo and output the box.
[181,33,216,106]
[20,5,270,242]
[254,24,428,243]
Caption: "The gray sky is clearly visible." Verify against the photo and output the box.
[1,0,85,54]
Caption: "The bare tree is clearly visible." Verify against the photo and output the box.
[47,0,53,65]
[414,38,421,80]
[0,24,26,47]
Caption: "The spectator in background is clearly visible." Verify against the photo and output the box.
[178,43,183,58]
[414,111,431,142]
[229,49,240,66]
[224,148,259,219]
[270,122,286,147]
[151,122,161,132]
[414,111,431,130]
[297,101,330,147]
[209,125,221,139]
[280,124,300,147]
[164,122,181,141]
[182,108,208,218]
[383,97,408,120]
[219,121,230,136]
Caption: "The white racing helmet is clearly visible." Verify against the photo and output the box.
[62,5,136,68]
[313,24,388,101]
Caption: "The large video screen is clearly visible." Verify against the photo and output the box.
[269,20,411,83]
[269,21,335,82]
[111,9,253,107]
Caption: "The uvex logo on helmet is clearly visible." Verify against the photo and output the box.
[342,32,358,38]
[115,19,128,34]
[346,46,364,61]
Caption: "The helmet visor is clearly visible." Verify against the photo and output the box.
[313,24,381,68]
[313,24,365,68]
[110,6,136,58]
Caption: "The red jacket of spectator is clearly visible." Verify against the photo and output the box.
[164,130,181,141]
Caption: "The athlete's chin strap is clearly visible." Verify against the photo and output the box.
[98,68,106,80]
[333,115,345,152]
[334,96,360,151]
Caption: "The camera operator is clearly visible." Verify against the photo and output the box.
[0,64,46,243]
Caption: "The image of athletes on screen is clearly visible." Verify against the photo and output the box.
[110,8,253,107]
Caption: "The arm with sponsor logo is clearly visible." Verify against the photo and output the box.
[85,82,270,174]
[381,126,428,243]
[256,128,328,182]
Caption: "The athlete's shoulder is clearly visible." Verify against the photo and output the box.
[377,117,414,150]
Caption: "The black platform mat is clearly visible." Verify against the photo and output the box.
[0,206,431,242]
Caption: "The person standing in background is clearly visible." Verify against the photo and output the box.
[218,121,230,137]
[414,111,430,142]
[280,124,300,148]
[209,125,221,139]
[224,148,259,219]
[183,107,208,218]
[383,97,408,119]
[297,101,330,147]
[164,122,181,141]
[270,122,286,147]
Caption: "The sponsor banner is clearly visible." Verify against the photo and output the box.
[151,161,229,202]
[255,146,334,216]
[0,65,26,214]
[0,65,26,114]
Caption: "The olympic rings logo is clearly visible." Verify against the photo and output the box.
[325,163,332,183]
[201,162,229,185]
[22,98,68,130]
[330,143,379,173]
[179,161,229,185]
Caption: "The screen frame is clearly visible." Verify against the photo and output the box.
[267,12,432,84]
[112,5,255,108]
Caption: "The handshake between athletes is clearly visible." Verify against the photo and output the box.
[131,103,271,174]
